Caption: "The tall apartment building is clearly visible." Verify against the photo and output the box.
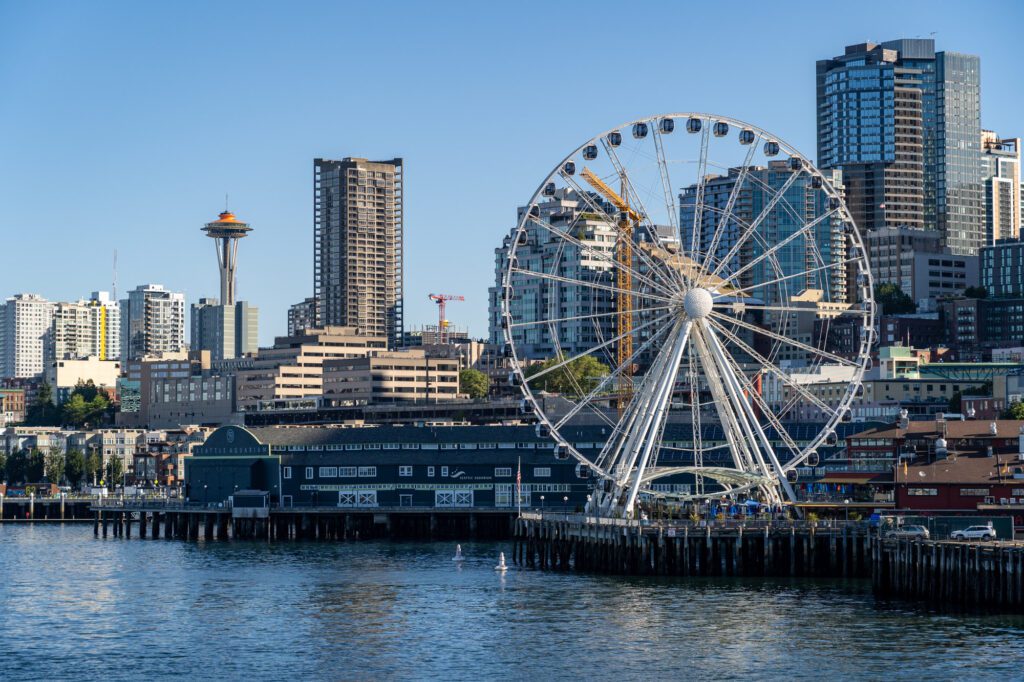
[50,291,121,362]
[287,297,318,335]
[120,284,186,360]
[817,39,983,255]
[234,326,387,409]
[679,161,848,306]
[488,189,617,360]
[981,131,1021,244]
[863,226,978,305]
[314,158,404,348]
[191,298,258,362]
[0,293,56,379]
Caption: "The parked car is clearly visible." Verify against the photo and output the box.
[885,525,930,540]
[950,525,996,541]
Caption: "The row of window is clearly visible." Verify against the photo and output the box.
[282,465,551,480]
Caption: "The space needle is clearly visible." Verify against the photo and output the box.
[202,210,252,306]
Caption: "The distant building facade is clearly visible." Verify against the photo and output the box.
[982,238,1024,298]
[981,131,1021,245]
[863,226,978,306]
[191,298,258,362]
[314,158,404,348]
[120,284,186,360]
[322,349,461,405]
[287,297,318,335]
[50,291,120,363]
[0,293,55,379]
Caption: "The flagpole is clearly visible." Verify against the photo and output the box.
[517,456,522,518]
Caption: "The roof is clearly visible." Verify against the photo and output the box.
[903,453,1024,485]
[850,420,1024,440]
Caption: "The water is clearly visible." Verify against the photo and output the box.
[1,525,1023,680]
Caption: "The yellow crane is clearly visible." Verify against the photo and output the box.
[580,168,637,415]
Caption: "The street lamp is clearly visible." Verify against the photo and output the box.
[844,498,850,522]
[563,495,568,509]
[540,495,545,510]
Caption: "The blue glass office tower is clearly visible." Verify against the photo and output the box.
[817,40,982,255]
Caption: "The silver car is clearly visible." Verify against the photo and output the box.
[950,525,996,541]
[885,525,930,540]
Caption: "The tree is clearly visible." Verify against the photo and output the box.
[26,449,45,483]
[64,448,86,488]
[459,368,490,400]
[61,381,110,428]
[964,285,988,299]
[524,354,610,398]
[6,449,28,484]
[86,452,103,487]
[874,282,916,315]
[24,382,60,426]
[44,446,65,484]
[1002,401,1024,420]
[948,390,961,413]
[104,457,124,491]
[0,451,6,482]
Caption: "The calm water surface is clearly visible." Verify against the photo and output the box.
[1,524,1023,680]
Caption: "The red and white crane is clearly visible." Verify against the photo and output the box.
[428,293,464,344]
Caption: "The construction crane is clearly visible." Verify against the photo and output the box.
[580,168,637,415]
[428,293,465,344]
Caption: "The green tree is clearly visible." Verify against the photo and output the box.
[459,368,490,400]
[86,452,103,486]
[64,448,86,488]
[524,354,610,398]
[44,446,65,484]
[26,448,45,483]
[964,285,988,299]
[1002,401,1024,420]
[60,382,110,428]
[948,390,962,413]
[6,449,28,484]
[24,382,60,426]
[0,451,6,482]
[874,282,916,315]
[62,394,90,427]
[104,457,124,491]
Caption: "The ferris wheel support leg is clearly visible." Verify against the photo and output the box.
[620,320,692,518]
[703,325,801,510]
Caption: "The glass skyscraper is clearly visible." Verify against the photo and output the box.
[816,39,983,255]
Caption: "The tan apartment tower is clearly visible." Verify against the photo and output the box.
[314,157,404,348]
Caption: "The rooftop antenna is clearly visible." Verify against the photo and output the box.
[225,193,229,212]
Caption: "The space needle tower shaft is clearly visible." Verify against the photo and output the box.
[202,210,252,306]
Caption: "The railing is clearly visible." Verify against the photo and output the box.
[520,511,869,532]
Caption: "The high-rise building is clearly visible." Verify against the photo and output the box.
[314,157,404,348]
[488,189,617,360]
[191,298,258,362]
[981,131,1021,244]
[192,210,259,361]
[0,293,55,379]
[817,39,983,254]
[863,226,978,306]
[679,161,848,306]
[287,297,318,335]
[50,291,121,362]
[120,284,186,360]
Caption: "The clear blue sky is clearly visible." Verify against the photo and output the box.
[2,0,1022,345]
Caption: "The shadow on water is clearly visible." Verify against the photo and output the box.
[0,526,1022,680]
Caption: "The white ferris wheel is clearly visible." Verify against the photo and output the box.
[500,113,875,519]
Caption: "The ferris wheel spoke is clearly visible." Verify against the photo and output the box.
[705,318,842,418]
[553,319,677,432]
[687,125,712,268]
[510,304,673,329]
[715,255,860,299]
[601,139,656,236]
[701,324,797,503]
[715,208,840,289]
[509,267,677,305]
[524,310,675,385]
[650,123,679,236]
[557,169,680,291]
[707,310,860,369]
[704,170,803,284]
[700,139,758,276]
[525,213,679,298]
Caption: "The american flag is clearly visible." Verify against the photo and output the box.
[516,457,522,509]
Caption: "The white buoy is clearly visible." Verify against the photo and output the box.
[452,544,465,562]
[495,551,508,572]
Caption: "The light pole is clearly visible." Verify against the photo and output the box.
[540,495,545,511]
[844,499,850,522]
[563,495,568,510]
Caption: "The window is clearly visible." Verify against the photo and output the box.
[495,467,512,477]
[907,487,937,496]
[319,467,338,478]
[358,466,376,477]
[441,466,449,477]
[283,466,292,479]
[428,466,435,477]
[495,483,512,507]
[534,467,551,478]
[960,488,989,497]
[305,467,314,480]
[383,443,399,450]
[339,467,357,477]
[399,465,413,477]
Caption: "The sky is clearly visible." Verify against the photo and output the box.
[2,0,1023,346]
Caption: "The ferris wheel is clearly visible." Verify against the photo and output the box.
[500,113,875,518]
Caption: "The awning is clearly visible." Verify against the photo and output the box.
[816,475,878,485]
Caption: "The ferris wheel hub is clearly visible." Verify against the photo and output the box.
[683,288,714,320]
